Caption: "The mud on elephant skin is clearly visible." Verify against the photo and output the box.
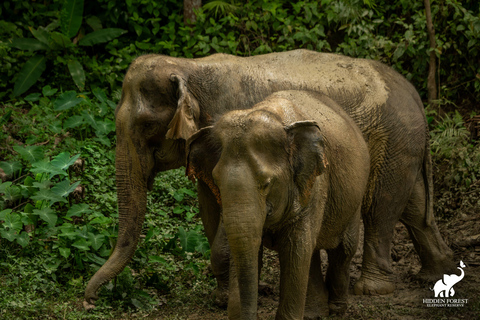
[83,49,453,308]
[186,90,371,319]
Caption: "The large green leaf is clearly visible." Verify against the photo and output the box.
[13,54,47,96]
[13,145,44,163]
[63,115,85,129]
[16,231,30,247]
[92,87,107,104]
[67,59,85,90]
[31,189,67,205]
[59,247,71,259]
[86,253,107,265]
[58,223,77,240]
[0,229,17,242]
[88,233,105,251]
[30,27,50,46]
[32,181,53,190]
[78,28,127,46]
[0,161,22,176]
[86,16,102,31]
[50,179,81,199]
[66,203,91,219]
[177,227,200,253]
[25,93,41,102]
[50,152,80,172]
[9,38,49,51]
[53,91,84,111]
[72,238,90,251]
[42,85,58,97]
[50,32,74,50]
[95,119,115,135]
[34,208,57,228]
[0,209,12,221]
[81,110,98,129]
[61,0,84,38]
[0,182,12,194]
[31,160,67,179]
[3,185,22,203]
[3,212,23,231]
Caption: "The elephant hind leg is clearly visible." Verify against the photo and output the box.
[400,175,454,281]
[354,200,400,296]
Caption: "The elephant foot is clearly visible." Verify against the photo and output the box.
[303,306,329,319]
[211,286,229,308]
[83,300,96,311]
[328,300,347,315]
[353,273,395,295]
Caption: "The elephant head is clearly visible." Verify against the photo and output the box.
[186,106,327,318]
[84,56,203,308]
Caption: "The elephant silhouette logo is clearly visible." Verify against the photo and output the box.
[431,261,466,298]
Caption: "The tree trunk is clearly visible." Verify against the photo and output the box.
[184,0,202,25]
[424,0,437,106]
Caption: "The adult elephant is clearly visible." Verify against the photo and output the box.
[83,49,452,308]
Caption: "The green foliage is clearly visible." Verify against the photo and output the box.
[2,0,479,104]
[7,0,127,96]
[429,110,480,218]
[0,81,209,315]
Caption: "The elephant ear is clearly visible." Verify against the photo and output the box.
[185,126,222,205]
[166,74,201,140]
[285,121,328,206]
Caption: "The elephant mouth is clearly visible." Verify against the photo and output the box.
[147,149,162,191]
[147,171,156,191]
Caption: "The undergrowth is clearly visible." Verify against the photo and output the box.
[429,108,480,219]
[0,87,211,319]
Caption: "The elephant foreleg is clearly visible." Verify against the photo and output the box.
[326,209,360,315]
[197,180,230,307]
[210,222,230,307]
[277,229,313,320]
[304,249,329,319]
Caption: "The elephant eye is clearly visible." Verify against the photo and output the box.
[259,177,273,192]
[266,201,273,216]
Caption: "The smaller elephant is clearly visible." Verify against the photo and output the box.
[431,260,466,298]
[186,90,370,319]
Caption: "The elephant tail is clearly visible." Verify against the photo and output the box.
[423,123,435,227]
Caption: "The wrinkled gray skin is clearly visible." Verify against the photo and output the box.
[186,90,370,319]
[83,49,453,309]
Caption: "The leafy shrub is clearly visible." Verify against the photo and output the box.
[430,110,480,218]
[0,82,210,314]
[8,0,127,96]
[0,88,118,276]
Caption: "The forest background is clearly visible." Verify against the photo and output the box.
[0,0,479,319]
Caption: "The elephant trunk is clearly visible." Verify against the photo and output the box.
[221,171,265,319]
[84,135,148,309]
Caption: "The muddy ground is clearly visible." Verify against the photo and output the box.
[149,209,480,320]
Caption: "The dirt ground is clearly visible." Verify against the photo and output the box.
[151,212,480,320]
